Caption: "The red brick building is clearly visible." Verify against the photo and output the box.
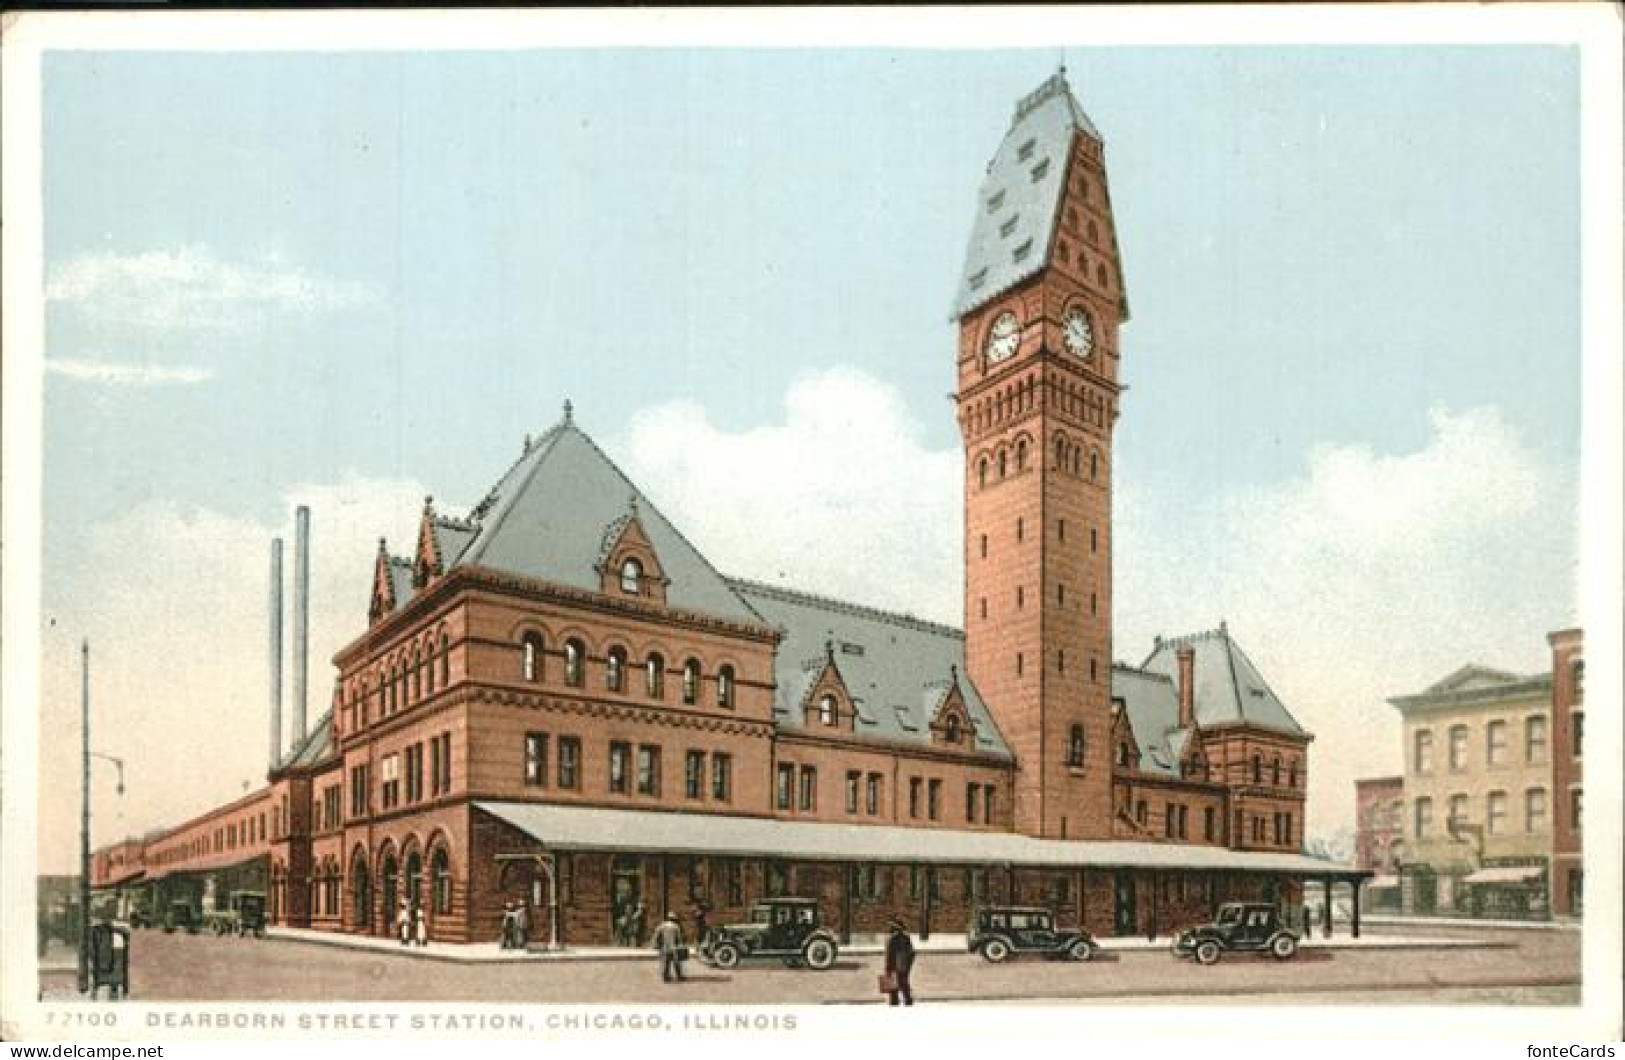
[1548,628,1584,917]
[92,72,1360,947]
[1353,776,1403,910]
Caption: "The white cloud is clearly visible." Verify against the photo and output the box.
[38,473,426,872]
[46,245,379,334]
[621,367,964,625]
[46,359,216,386]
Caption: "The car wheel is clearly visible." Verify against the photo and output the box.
[1195,941,1221,966]
[1067,939,1094,962]
[709,942,740,969]
[1270,934,1298,960]
[803,938,837,971]
[981,938,1011,964]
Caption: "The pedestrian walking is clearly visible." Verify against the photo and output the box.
[883,919,915,1007]
[629,902,647,948]
[414,906,428,947]
[500,901,515,949]
[693,901,711,956]
[396,904,411,947]
[652,912,687,983]
[515,901,531,949]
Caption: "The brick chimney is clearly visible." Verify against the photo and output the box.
[1177,644,1196,729]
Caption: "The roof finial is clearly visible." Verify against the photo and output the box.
[423,494,434,509]
[563,398,574,423]
[950,664,959,685]
[825,638,835,662]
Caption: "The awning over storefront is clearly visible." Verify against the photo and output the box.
[1462,866,1545,886]
[475,801,1368,879]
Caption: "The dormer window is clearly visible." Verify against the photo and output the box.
[1116,742,1130,768]
[999,215,1018,238]
[944,715,962,744]
[619,557,643,594]
[1030,158,1050,182]
[986,190,1005,213]
[1012,239,1033,263]
[819,694,837,727]
[968,268,988,291]
[1017,138,1036,162]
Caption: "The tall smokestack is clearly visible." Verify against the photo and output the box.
[1177,644,1196,730]
[269,538,283,771]
[293,505,310,744]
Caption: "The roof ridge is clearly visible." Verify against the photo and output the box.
[726,575,964,640]
[458,419,571,567]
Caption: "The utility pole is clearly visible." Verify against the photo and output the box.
[78,638,90,995]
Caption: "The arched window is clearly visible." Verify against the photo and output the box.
[1067,725,1085,767]
[645,653,665,698]
[682,659,700,705]
[998,450,1007,479]
[717,665,735,709]
[432,847,451,916]
[1015,438,1028,471]
[1096,263,1108,287]
[405,851,423,914]
[1251,754,1262,784]
[439,631,450,687]
[620,557,643,594]
[411,649,422,702]
[1288,760,1299,788]
[819,694,837,726]
[559,639,583,687]
[606,647,626,693]
[1070,448,1081,476]
[978,458,988,488]
[1090,450,1099,481]
[424,639,436,694]
[945,715,962,744]
[521,633,543,683]
[1272,757,1281,786]
[376,670,385,721]
[1055,436,1065,468]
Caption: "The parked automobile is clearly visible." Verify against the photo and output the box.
[204,891,267,937]
[704,898,840,971]
[967,906,1097,963]
[163,901,197,935]
[1172,902,1300,965]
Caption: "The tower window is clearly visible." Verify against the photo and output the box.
[1016,138,1036,162]
[1016,586,1024,610]
[1012,239,1033,263]
[978,457,988,488]
[968,268,987,290]
[998,450,1007,478]
[1089,659,1097,681]
[1016,653,1024,676]
[980,534,987,558]
[1096,263,1108,287]
[999,215,1018,238]
[1057,650,1065,673]
[1091,527,1098,553]
[1090,593,1097,615]
[1058,584,1065,605]
[1058,519,1066,542]
[1068,725,1085,767]
[1016,439,1028,471]
[1030,159,1050,182]
[1016,517,1024,541]
[979,597,987,619]
[986,190,1005,213]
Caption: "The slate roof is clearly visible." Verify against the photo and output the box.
[386,557,416,610]
[953,71,1100,320]
[1138,625,1308,737]
[277,710,335,772]
[728,578,1011,758]
[1111,664,1184,777]
[394,411,763,627]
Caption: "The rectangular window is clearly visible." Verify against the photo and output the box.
[1487,720,1508,766]
[1526,715,1548,764]
[1414,730,1434,775]
[798,765,817,811]
[846,771,860,815]
[430,736,442,795]
[712,752,732,802]
[381,753,400,810]
[609,742,630,794]
[909,777,922,819]
[1204,806,1216,842]
[525,732,549,787]
[1487,791,1508,835]
[1449,726,1469,772]
[685,750,705,800]
[966,783,979,823]
[866,773,881,816]
[558,736,580,790]
[1571,787,1582,830]
[909,866,923,902]
[1573,711,1584,757]
[1447,794,1469,829]
[636,745,660,796]
[983,785,995,826]
[1525,788,1547,832]
[1410,799,1436,838]
[927,778,941,820]
[777,763,794,811]
[726,861,744,906]
[439,732,452,794]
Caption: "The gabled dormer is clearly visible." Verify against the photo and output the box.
[800,643,857,733]
[414,496,479,590]
[368,538,415,626]
[928,668,974,748]
[596,498,671,606]
[1109,698,1143,773]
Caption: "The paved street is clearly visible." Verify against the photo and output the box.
[39,922,1579,1005]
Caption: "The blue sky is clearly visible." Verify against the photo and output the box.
[35,46,1582,867]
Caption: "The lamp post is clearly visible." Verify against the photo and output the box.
[495,853,561,952]
[77,638,127,995]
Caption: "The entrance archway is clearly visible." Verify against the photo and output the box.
[381,852,399,935]
[610,855,644,946]
[350,850,372,931]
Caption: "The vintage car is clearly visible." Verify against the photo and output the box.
[1172,902,1300,964]
[967,906,1097,963]
[204,891,268,937]
[704,897,840,971]
[162,900,197,934]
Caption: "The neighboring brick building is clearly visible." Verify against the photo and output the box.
[1353,776,1403,911]
[1383,628,1585,920]
[91,72,1359,947]
[1548,628,1584,917]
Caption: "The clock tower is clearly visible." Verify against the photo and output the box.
[953,72,1128,839]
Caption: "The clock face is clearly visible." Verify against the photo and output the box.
[1063,307,1095,359]
[985,311,1021,364]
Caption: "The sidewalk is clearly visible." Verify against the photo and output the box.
[1361,914,1582,932]
[264,925,1494,964]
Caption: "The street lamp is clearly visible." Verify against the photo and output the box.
[495,853,562,952]
[77,639,126,995]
